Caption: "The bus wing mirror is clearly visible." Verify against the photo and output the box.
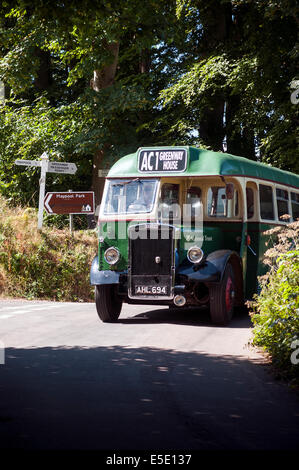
[225,183,234,200]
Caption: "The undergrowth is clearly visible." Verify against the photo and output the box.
[0,196,98,301]
[249,220,299,385]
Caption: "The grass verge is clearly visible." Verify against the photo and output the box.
[0,196,98,301]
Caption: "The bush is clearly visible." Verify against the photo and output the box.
[0,196,98,301]
[250,221,299,384]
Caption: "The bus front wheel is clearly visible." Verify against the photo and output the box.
[95,284,122,322]
[209,263,235,326]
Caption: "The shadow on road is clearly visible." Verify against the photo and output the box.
[0,344,298,451]
[119,306,252,328]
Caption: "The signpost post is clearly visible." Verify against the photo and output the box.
[15,154,78,230]
[37,152,49,230]
[68,190,74,233]
[0,80,5,104]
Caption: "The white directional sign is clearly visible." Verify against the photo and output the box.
[48,162,77,174]
[15,159,42,167]
[14,153,78,229]
[15,159,77,174]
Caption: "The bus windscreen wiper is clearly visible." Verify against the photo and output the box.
[111,178,141,187]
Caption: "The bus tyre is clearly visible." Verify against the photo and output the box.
[209,263,235,326]
[95,284,122,322]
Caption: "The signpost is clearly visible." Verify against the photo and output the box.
[14,160,42,167]
[44,191,95,215]
[48,162,77,174]
[15,153,78,229]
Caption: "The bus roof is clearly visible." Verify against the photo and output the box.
[107,147,299,189]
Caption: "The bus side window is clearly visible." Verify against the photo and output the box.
[276,188,290,220]
[246,188,254,219]
[186,187,202,219]
[207,187,226,217]
[259,184,274,220]
[207,186,239,218]
[291,192,299,221]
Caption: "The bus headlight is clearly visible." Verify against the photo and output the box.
[104,247,120,265]
[187,246,204,264]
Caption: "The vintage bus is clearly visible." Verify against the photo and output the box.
[90,147,299,325]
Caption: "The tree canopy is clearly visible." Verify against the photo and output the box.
[0,0,298,206]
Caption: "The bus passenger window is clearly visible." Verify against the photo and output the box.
[186,187,202,218]
[291,192,299,221]
[207,187,227,217]
[246,188,254,219]
[207,186,239,218]
[276,188,290,220]
[259,185,274,220]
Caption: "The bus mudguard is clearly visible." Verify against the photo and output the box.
[178,250,242,284]
[90,256,120,285]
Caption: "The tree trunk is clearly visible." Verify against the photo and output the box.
[226,95,242,156]
[139,49,151,74]
[226,95,256,159]
[199,98,225,151]
[225,3,257,160]
[34,48,52,92]
[91,42,119,92]
[90,42,119,208]
[91,147,109,214]
[241,128,256,160]
[198,2,232,150]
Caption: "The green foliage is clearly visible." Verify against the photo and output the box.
[0,1,179,205]
[0,82,151,205]
[159,0,299,166]
[0,97,93,205]
[0,196,98,301]
[250,222,299,384]
[0,0,298,208]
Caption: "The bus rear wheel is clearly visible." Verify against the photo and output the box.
[95,284,122,322]
[209,263,235,326]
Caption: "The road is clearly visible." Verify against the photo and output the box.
[0,299,298,452]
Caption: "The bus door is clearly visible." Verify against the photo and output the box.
[180,184,204,257]
[245,183,260,298]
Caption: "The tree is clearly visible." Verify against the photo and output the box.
[0,0,180,205]
[0,0,298,209]
[159,0,299,170]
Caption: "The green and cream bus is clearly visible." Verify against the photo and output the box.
[90,147,299,325]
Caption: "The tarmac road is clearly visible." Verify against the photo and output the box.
[0,299,298,452]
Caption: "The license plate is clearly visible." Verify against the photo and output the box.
[135,285,168,295]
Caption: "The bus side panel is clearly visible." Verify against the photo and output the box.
[246,221,273,299]
[201,221,243,256]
